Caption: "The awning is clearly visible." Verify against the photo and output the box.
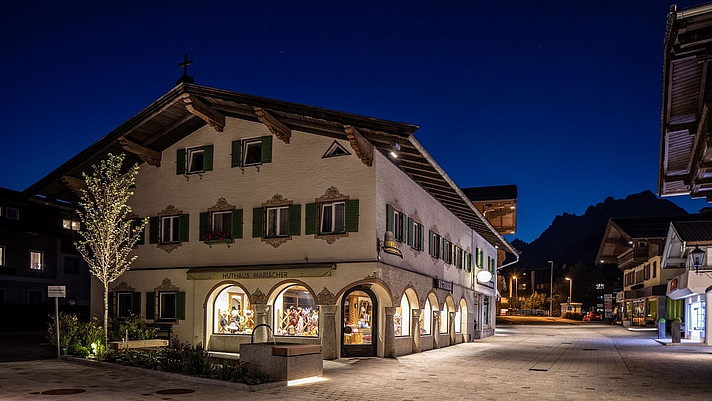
[186,263,335,280]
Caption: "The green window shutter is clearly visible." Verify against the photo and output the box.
[108,292,115,318]
[289,204,301,236]
[149,216,159,244]
[429,230,434,256]
[232,209,243,239]
[386,204,394,232]
[345,199,359,232]
[176,148,186,175]
[407,217,413,246]
[199,212,209,241]
[252,208,264,238]
[131,292,141,315]
[305,203,318,235]
[420,224,425,251]
[179,214,190,242]
[261,135,273,164]
[231,140,242,168]
[439,238,444,260]
[402,215,409,243]
[176,292,186,320]
[203,145,214,171]
[146,292,155,319]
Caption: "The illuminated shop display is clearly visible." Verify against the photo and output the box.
[394,294,410,336]
[213,286,254,334]
[274,285,318,337]
[343,290,373,345]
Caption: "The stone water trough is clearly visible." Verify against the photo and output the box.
[239,343,323,381]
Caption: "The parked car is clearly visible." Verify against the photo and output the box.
[583,311,603,321]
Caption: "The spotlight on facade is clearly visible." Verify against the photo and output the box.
[690,246,705,274]
[390,142,401,158]
[380,230,403,257]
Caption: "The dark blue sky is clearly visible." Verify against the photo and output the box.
[1,1,707,243]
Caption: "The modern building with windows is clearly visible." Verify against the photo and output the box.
[25,76,517,358]
[0,187,90,329]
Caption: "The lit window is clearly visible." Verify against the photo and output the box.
[420,299,432,335]
[274,285,318,337]
[0,246,4,265]
[440,305,449,334]
[454,306,461,333]
[161,215,180,244]
[30,251,42,270]
[62,219,80,231]
[187,147,205,173]
[243,139,263,166]
[212,211,232,236]
[266,206,289,237]
[395,294,410,336]
[213,286,253,334]
[320,202,345,234]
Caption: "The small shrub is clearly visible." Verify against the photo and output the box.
[47,312,80,347]
[117,348,162,370]
[69,343,90,358]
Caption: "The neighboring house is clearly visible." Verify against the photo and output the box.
[462,185,517,236]
[0,187,90,329]
[658,3,712,345]
[596,215,712,327]
[24,78,518,358]
[662,220,712,344]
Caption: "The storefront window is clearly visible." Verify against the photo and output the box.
[213,286,254,334]
[343,290,374,345]
[454,305,461,333]
[395,294,410,336]
[274,285,318,337]
[483,296,491,328]
[420,299,432,335]
[440,304,449,333]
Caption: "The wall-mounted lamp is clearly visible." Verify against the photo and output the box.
[476,270,492,283]
[377,230,403,258]
[390,142,401,158]
[690,246,705,274]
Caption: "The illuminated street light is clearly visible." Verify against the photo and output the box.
[565,277,572,304]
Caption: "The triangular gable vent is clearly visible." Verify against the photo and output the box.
[322,141,351,158]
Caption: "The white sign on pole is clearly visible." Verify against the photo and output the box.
[48,286,66,298]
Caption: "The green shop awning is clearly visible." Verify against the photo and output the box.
[186,263,335,280]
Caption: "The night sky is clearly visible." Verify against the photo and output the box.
[1,1,708,243]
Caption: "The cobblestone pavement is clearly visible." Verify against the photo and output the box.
[1,322,711,400]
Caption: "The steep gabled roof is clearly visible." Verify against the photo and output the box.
[671,220,712,243]
[22,83,517,256]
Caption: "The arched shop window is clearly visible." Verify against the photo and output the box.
[395,293,411,336]
[454,305,462,333]
[274,285,319,337]
[213,286,254,334]
[440,303,449,333]
[420,299,432,335]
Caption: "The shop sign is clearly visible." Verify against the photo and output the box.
[187,264,334,280]
[434,278,453,293]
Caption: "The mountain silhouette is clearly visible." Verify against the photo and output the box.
[510,190,688,269]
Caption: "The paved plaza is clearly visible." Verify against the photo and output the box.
[1,319,711,400]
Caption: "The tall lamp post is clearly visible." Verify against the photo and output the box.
[565,277,572,304]
[548,260,554,317]
[513,275,518,311]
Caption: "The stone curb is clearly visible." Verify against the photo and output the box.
[62,356,287,392]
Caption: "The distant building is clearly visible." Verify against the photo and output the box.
[0,187,90,329]
[462,185,517,236]
[25,80,518,358]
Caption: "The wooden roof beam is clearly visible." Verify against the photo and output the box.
[254,107,291,144]
[61,175,87,197]
[344,125,373,167]
[118,137,161,167]
[144,114,195,146]
[180,93,225,132]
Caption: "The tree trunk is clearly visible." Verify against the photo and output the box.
[104,282,109,349]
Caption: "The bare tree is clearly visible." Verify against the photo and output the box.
[75,153,146,347]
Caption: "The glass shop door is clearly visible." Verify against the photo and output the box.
[341,287,377,357]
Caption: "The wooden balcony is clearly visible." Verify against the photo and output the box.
[617,247,649,270]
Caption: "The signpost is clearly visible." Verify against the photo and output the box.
[48,286,66,357]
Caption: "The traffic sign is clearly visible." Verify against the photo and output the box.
[48,286,66,298]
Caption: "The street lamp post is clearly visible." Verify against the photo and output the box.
[513,275,518,311]
[548,260,554,317]
[565,277,572,304]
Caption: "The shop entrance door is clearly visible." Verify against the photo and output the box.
[341,287,377,357]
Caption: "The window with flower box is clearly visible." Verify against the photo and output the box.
[200,200,243,244]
